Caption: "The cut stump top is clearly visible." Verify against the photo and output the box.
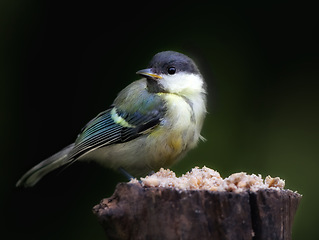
[93,183,301,240]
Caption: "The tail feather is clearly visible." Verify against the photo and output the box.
[16,144,75,187]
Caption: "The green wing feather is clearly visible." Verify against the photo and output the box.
[69,80,166,160]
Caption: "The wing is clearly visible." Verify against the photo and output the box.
[68,103,166,160]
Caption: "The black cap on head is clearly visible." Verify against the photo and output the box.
[148,51,200,76]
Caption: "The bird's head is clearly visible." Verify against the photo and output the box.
[136,51,205,97]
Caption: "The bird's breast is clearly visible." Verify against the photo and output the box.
[146,93,198,167]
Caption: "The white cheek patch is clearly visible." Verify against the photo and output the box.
[160,73,205,96]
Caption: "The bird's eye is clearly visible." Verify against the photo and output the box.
[167,67,176,75]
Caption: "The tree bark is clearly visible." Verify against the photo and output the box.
[93,183,301,240]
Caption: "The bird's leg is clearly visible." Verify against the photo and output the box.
[118,167,135,181]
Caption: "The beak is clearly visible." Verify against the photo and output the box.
[136,68,162,79]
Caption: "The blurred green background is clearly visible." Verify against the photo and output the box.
[1,1,318,239]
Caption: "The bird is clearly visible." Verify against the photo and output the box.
[16,50,207,187]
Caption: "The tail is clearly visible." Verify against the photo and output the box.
[16,143,75,187]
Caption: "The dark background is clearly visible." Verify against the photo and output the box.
[1,1,319,239]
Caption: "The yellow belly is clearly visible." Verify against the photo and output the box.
[147,93,195,168]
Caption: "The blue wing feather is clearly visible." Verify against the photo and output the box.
[68,104,166,160]
[68,79,167,160]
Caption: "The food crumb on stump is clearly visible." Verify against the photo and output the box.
[129,166,285,192]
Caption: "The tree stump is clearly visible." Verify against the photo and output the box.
[93,183,301,240]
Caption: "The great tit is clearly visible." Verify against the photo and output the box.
[16,51,207,187]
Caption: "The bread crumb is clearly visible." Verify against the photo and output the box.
[129,178,139,184]
[265,176,285,189]
[130,167,285,192]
